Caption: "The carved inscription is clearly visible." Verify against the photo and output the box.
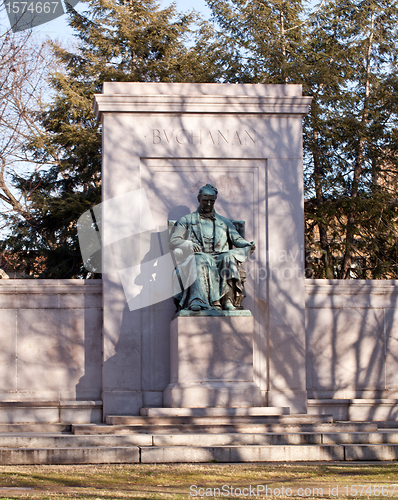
[152,129,255,145]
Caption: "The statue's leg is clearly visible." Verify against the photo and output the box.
[185,253,215,311]
[206,255,222,309]
[214,252,241,310]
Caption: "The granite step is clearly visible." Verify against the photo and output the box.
[2,430,397,448]
[0,433,152,448]
[152,431,398,446]
[0,446,139,465]
[72,422,378,435]
[1,430,396,448]
[151,433,323,446]
[140,444,346,463]
[374,421,398,429]
[140,443,398,463]
[1,423,398,464]
[139,407,290,417]
[345,444,398,461]
[0,424,71,433]
[105,414,333,426]
[322,431,398,444]
[1,442,397,464]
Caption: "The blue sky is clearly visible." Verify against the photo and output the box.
[8,0,322,43]
[24,0,319,41]
[23,0,211,41]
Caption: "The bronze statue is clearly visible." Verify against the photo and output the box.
[170,184,255,311]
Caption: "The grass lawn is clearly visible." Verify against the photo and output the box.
[0,463,397,499]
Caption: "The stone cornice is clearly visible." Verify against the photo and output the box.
[93,94,312,119]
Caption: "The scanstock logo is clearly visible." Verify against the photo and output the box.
[5,0,78,32]
[77,189,197,311]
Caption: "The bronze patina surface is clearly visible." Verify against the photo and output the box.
[170,184,255,312]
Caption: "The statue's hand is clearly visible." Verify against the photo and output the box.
[249,241,256,254]
[182,241,201,253]
[172,248,185,264]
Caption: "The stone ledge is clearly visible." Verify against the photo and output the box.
[0,401,102,407]
[309,398,398,404]
[0,280,102,295]
[173,310,252,319]
[3,443,398,464]
[305,279,398,295]
[94,95,312,117]
[308,399,398,422]
[140,407,290,417]
[0,401,103,425]
[72,421,378,435]
[152,433,321,446]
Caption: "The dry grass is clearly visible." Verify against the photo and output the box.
[0,463,397,499]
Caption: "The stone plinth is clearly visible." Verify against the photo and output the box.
[163,311,263,408]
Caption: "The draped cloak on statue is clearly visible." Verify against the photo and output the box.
[169,210,252,310]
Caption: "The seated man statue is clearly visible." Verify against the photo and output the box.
[170,184,255,311]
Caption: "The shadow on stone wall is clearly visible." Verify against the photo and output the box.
[306,279,398,421]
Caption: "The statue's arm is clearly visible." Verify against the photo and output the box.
[228,222,256,253]
[169,219,189,250]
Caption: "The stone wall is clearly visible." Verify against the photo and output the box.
[306,279,398,421]
[1,278,398,422]
[0,280,102,423]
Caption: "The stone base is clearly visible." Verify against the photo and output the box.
[163,382,263,408]
[102,391,143,418]
[140,406,290,416]
[0,401,102,424]
[308,399,398,421]
[268,390,308,415]
[164,313,262,408]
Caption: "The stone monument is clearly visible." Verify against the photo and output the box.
[164,182,260,407]
[93,83,312,415]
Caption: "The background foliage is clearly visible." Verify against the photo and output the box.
[2,0,398,279]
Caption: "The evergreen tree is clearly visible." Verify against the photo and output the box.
[6,0,398,279]
[207,0,398,278]
[304,0,398,278]
[207,0,307,83]
[4,0,223,278]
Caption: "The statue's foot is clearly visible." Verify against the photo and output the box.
[223,299,236,311]
[211,300,222,310]
[189,300,203,311]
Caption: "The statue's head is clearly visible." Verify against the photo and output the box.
[198,184,218,214]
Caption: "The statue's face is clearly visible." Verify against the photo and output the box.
[198,192,216,213]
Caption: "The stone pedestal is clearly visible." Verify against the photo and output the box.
[163,311,263,408]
